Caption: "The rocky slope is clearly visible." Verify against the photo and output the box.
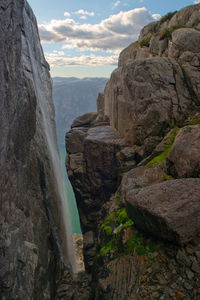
[0,1,88,299]
[66,3,200,299]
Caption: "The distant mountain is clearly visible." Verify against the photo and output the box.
[52,77,108,145]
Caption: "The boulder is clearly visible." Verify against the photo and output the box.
[167,125,200,177]
[71,112,98,128]
[104,56,194,150]
[66,127,87,154]
[125,178,200,245]
[169,28,200,59]
[121,165,166,195]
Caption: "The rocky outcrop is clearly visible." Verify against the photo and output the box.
[125,178,200,245]
[0,1,76,299]
[66,3,200,299]
[167,125,200,177]
[66,116,125,234]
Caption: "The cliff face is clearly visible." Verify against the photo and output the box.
[0,1,70,299]
[66,4,200,299]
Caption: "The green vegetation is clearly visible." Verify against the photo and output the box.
[98,206,155,261]
[193,22,200,29]
[159,25,185,40]
[115,196,120,205]
[186,113,200,125]
[159,11,177,25]
[139,36,151,47]
[146,128,179,167]
[163,174,173,181]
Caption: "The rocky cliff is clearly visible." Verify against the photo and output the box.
[66,4,200,299]
[0,1,87,299]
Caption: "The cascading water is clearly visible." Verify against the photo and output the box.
[22,6,84,273]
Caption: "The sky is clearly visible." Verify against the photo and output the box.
[28,0,199,78]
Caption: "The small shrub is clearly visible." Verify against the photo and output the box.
[193,22,200,29]
[159,11,177,25]
[163,174,173,181]
[159,24,185,40]
[139,36,151,47]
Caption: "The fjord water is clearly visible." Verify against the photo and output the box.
[59,144,82,235]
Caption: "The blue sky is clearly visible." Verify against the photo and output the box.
[29,0,199,78]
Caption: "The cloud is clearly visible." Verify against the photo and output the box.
[75,9,95,16]
[45,53,118,66]
[193,0,200,3]
[64,12,70,17]
[113,0,120,8]
[39,7,160,52]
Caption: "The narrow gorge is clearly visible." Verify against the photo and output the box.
[0,1,200,300]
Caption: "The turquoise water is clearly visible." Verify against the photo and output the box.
[59,144,82,235]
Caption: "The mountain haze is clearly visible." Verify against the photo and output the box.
[53,77,108,144]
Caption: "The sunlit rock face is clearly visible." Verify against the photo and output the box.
[0,1,67,299]
[104,4,200,151]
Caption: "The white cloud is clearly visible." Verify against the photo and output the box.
[45,53,118,66]
[39,7,159,52]
[152,14,161,21]
[80,15,87,20]
[113,1,120,8]
[193,0,200,3]
[64,12,70,17]
[75,9,95,16]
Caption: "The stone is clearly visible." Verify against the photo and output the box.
[125,178,200,244]
[122,165,165,189]
[167,126,200,178]
[66,127,87,154]
[0,1,71,299]
[71,112,98,128]
[104,56,195,151]
[84,231,95,249]
[176,291,186,299]
[169,28,200,59]
[191,262,200,274]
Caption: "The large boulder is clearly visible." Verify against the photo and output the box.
[66,124,124,232]
[125,178,200,245]
[104,56,195,151]
[167,125,200,177]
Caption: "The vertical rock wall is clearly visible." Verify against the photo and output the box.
[0,1,67,299]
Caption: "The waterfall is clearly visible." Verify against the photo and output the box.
[22,10,84,272]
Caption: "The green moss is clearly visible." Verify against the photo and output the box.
[115,196,120,205]
[186,113,200,125]
[147,150,169,167]
[163,174,173,181]
[159,11,177,24]
[193,22,200,29]
[98,206,155,261]
[76,152,82,156]
[139,36,151,47]
[164,51,168,57]
[116,208,129,224]
[146,128,179,168]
